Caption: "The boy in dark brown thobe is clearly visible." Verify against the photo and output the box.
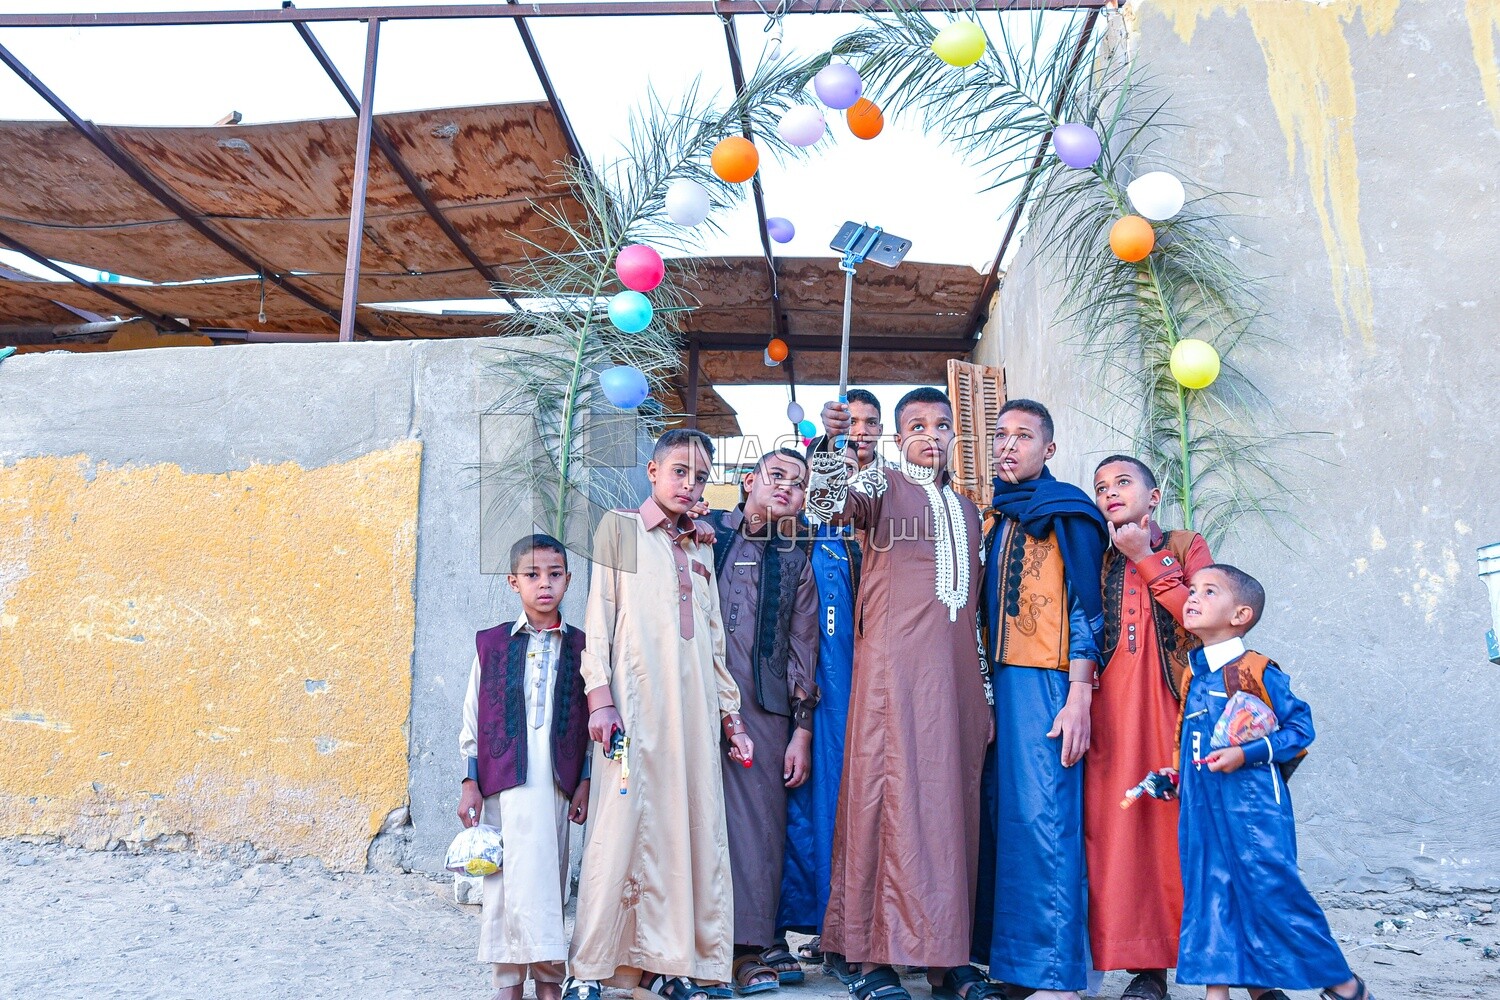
[705,449,820,996]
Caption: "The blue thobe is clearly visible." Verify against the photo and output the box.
[1177,649,1352,989]
[777,525,856,935]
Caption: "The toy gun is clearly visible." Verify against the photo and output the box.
[1120,769,1179,809]
[606,727,631,795]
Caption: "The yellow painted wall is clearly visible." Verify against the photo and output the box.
[0,441,422,871]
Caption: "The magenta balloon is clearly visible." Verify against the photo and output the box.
[813,64,863,110]
[766,217,795,243]
[1052,122,1101,169]
[615,244,665,292]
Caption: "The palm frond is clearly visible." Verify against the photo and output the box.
[474,56,826,545]
[830,2,1303,547]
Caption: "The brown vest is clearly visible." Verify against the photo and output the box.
[1174,649,1307,780]
[984,514,1070,671]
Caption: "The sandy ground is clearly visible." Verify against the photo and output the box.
[2,839,1497,1000]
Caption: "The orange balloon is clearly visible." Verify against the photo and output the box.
[1109,215,1156,262]
[846,98,884,140]
[766,337,789,363]
[711,136,760,183]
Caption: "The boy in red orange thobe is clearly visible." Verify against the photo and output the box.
[1083,456,1212,1000]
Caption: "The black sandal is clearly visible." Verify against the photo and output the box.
[1120,971,1169,1000]
[823,951,857,985]
[931,965,1005,1000]
[760,944,805,985]
[1321,976,1373,1000]
[563,979,602,1000]
[797,936,825,963]
[634,975,711,1000]
[1256,992,1292,1000]
[848,966,912,1000]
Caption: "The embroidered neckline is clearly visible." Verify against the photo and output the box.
[924,480,969,622]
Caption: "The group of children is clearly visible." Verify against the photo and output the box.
[456,387,1372,1000]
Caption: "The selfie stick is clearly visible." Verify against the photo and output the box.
[835,225,885,448]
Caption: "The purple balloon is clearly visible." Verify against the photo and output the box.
[766,217,795,243]
[1052,122,1101,169]
[813,64,863,111]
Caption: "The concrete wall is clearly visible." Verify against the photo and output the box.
[0,339,595,873]
[978,0,1500,891]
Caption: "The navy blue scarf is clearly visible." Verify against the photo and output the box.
[990,467,1109,650]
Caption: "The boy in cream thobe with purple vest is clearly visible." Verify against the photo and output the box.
[459,535,592,1000]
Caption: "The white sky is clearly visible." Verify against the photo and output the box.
[0,0,1051,454]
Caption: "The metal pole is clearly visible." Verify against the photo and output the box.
[686,338,701,429]
[292,15,520,309]
[0,3,1115,30]
[339,18,381,343]
[0,228,191,332]
[837,266,854,399]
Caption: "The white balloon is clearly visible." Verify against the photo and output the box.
[777,105,826,147]
[786,401,804,423]
[1126,171,1186,221]
[665,179,711,227]
[763,348,782,368]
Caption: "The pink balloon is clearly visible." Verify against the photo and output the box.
[616,244,665,292]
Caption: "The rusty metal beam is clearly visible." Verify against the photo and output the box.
[0,3,1114,29]
[686,339,702,428]
[721,15,789,354]
[0,228,192,332]
[292,15,521,310]
[507,0,591,175]
[0,40,366,337]
[694,332,976,354]
[338,18,381,342]
[962,6,1101,338]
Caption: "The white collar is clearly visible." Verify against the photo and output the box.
[1202,636,1246,673]
[510,617,562,638]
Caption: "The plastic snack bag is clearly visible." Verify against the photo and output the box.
[446,818,503,876]
[1210,690,1278,750]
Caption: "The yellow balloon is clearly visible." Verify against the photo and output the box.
[932,21,986,67]
[1170,339,1221,390]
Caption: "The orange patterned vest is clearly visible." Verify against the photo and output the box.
[985,514,1070,671]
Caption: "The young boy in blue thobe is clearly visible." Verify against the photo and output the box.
[1176,564,1372,1000]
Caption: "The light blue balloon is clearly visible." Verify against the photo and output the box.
[796,419,817,439]
[607,290,654,333]
[599,365,650,409]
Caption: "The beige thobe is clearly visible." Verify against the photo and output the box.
[460,619,572,987]
[570,499,739,985]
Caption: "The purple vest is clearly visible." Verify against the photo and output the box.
[474,623,589,798]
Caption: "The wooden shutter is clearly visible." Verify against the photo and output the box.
[947,358,1007,509]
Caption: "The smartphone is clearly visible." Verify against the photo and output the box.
[828,221,911,268]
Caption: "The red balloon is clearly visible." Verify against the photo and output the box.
[616,244,665,292]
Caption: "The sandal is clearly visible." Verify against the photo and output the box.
[701,987,733,1000]
[733,955,781,997]
[634,976,712,1000]
[1120,972,1168,1000]
[760,944,805,985]
[848,965,912,1000]
[931,965,1005,1000]
[797,937,824,963]
[1255,993,1292,1000]
[1321,976,1373,1000]
[563,979,602,1000]
[823,951,857,986]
